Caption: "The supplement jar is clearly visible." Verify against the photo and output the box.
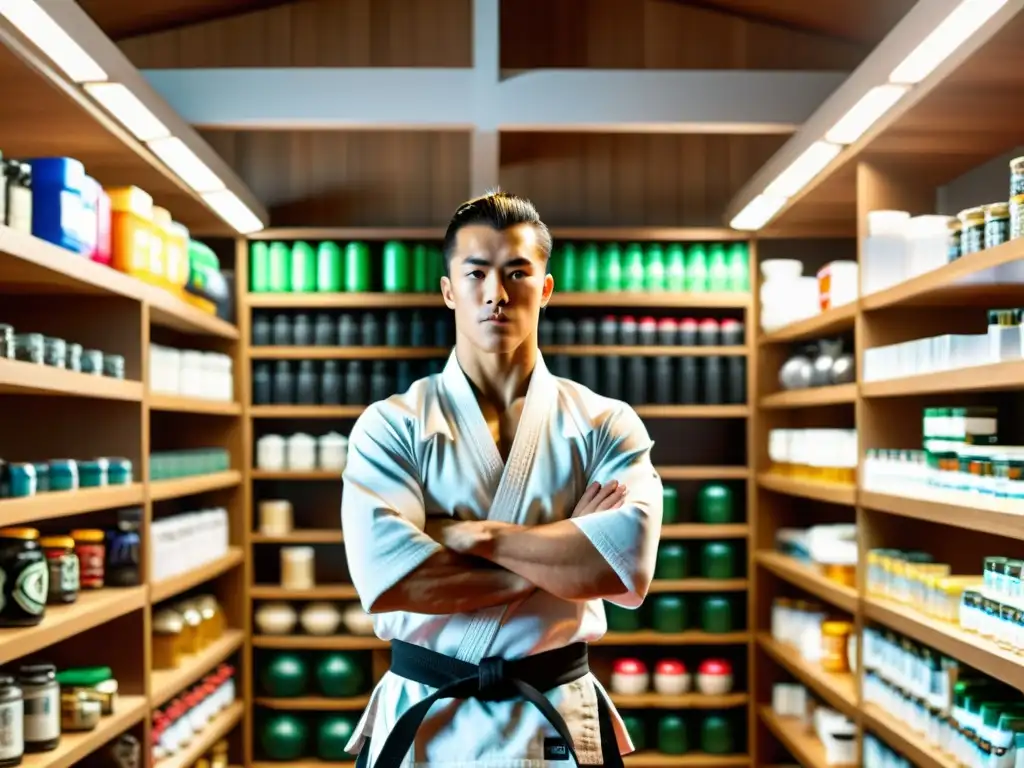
[18,663,59,752]
[40,535,78,604]
[71,529,105,589]
[985,202,1010,250]
[0,528,47,626]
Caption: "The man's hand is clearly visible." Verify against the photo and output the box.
[441,520,520,556]
[572,480,627,517]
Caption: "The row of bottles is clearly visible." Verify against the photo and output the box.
[541,316,743,348]
[550,242,749,294]
[253,359,445,406]
[253,311,454,349]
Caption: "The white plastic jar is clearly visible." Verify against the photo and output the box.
[256,434,286,471]
[286,433,317,470]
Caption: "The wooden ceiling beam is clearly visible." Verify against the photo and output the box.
[670,0,870,47]
[80,0,295,41]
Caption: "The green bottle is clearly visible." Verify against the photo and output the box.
[317,716,356,762]
[652,594,686,633]
[290,241,317,292]
[697,484,734,524]
[261,652,308,697]
[383,241,411,292]
[579,243,601,292]
[250,242,270,293]
[429,246,446,289]
[344,241,371,292]
[547,243,562,287]
[727,242,750,292]
[605,601,642,632]
[412,244,430,292]
[268,241,291,293]
[658,715,688,754]
[623,243,645,291]
[600,243,623,292]
[561,244,579,292]
[686,245,708,292]
[701,595,734,633]
[644,244,666,291]
[655,543,688,579]
[701,715,734,755]
[316,241,342,292]
[708,244,729,292]
[665,244,686,291]
[622,715,646,752]
[701,542,736,579]
[317,653,366,697]
[260,714,308,761]
[663,486,679,524]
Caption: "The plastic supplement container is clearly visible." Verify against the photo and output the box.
[862,210,909,294]
[108,186,156,282]
[905,215,953,279]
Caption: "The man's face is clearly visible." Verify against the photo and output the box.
[440,223,553,354]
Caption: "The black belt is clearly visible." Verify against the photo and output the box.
[364,640,620,767]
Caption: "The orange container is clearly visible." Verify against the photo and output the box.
[163,220,190,298]
[107,187,155,281]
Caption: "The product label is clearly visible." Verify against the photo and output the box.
[0,700,23,759]
[14,560,48,615]
[543,738,570,761]
[23,685,59,742]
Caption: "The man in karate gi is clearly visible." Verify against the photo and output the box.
[342,191,663,767]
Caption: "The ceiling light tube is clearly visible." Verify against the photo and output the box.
[85,82,171,142]
[0,0,107,82]
[202,190,265,234]
[764,141,843,199]
[825,84,908,145]
[730,194,788,231]
[890,0,1009,85]
[147,137,226,194]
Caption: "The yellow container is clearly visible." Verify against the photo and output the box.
[149,206,171,288]
[108,187,156,281]
[164,221,190,298]
[821,621,853,673]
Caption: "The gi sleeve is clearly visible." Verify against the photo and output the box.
[341,404,444,613]
[570,404,663,608]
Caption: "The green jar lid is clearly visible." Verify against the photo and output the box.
[56,666,113,687]
[101,457,132,472]
[79,458,108,474]
[657,714,688,754]
[48,459,78,476]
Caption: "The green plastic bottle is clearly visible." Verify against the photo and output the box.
[250,242,270,292]
[561,244,579,292]
[622,715,646,752]
[658,715,688,755]
[701,595,734,633]
[260,714,308,761]
[665,244,686,291]
[547,243,562,287]
[663,486,679,524]
[623,243,645,291]
[701,542,736,579]
[644,244,666,291]
[605,601,642,632]
[652,594,686,633]
[316,241,342,292]
[290,241,317,292]
[344,241,371,292]
[383,241,411,292]
[708,244,729,292]
[697,484,734,524]
[268,241,291,293]
[317,716,356,762]
[412,244,430,292]
[579,243,601,292]
[429,246,446,289]
[261,652,308,697]
[701,714,734,755]
[686,245,708,292]
[600,243,623,292]
[727,242,750,292]
[655,543,688,579]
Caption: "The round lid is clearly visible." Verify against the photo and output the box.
[19,663,55,680]
[699,659,732,675]
[657,318,678,328]
[195,595,220,619]
[177,602,202,627]
[620,316,636,324]
[639,317,657,326]
[40,535,75,549]
[655,659,686,675]
[699,318,720,328]
[680,318,698,327]
[0,527,39,540]
[613,658,647,675]
[153,609,184,634]
[71,529,105,542]
[720,318,740,328]
[602,315,618,323]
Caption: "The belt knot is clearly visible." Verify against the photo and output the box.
[477,656,509,700]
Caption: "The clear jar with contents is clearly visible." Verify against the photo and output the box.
[985,202,1010,249]
[280,546,315,590]
[40,536,78,605]
[958,206,986,255]
[947,218,962,261]
[18,664,59,753]
[0,675,23,766]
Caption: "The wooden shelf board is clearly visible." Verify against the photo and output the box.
[22,695,148,768]
[755,552,858,613]
[759,303,856,345]
[757,633,856,716]
[551,293,750,309]
[151,547,244,603]
[140,284,240,339]
[658,466,750,481]
[624,754,749,767]
[250,405,365,419]
[594,631,751,646]
[251,529,343,544]
[757,473,856,506]
[0,586,146,665]
[661,524,749,539]
[148,394,242,415]
[862,359,1024,397]
[250,227,443,241]
[861,703,957,768]
[249,227,749,244]
[253,635,386,650]
[634,405,749,419]
[155,700,244,768]
[648,578,748,593]
[248,293,443,309]
[611,692,747,710]
[859,488,1024,541]
[864,595,1024,692]
[759,707,851,768]
[546,345,747,357]
[251,470,340,481]
[0,358,143,400]
[250,346,450,360]
[150,629,245,708]
[256,695,371,711]
[760,384,857,409]
[252,585,359,600]
[149,470,242,501]
[0,483,144,527]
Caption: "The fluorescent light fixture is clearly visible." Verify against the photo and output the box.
[730,194,788,231]
[825,84,908,145]
[147,137,226,194]
[85,82,170,142]
[764,141,842,199]
[890,0,1009,84]
[202,190,265,234]
[0,0,106,82]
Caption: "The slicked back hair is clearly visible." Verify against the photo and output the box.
[441,190,552,273]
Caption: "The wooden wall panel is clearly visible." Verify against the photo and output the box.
[498,132,788,227]
[119,0,472,68]
[199,129,471,226]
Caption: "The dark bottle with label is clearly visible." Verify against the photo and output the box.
[599,316,619,345]
[433,315,450,348]
[720,319,744,346]
[345,362,366,405]
[252,315,272,346]
[361,314,381,346]
[253,363,272,405]
[579,356,599,391]
[19,663,58,753]
[679,318,698,346]
[338,314,358,346]
[539,319,555,347]
[577,318,598,345]
[105,508,141,587]
[396,361,414,393]
[385,312,405,347]
[370,362,390,402]
[409,312,426,348]
[678,358,698,404]
[653,357,674,404]
[555,319,575,345]
[314,314,336,346]
[272,314,292,346]
[297,361,318,404]
[657,319,678,346]
[638,317,657,345]
[703,357,723,405]
[698,319,720,346]
[627,357,648,405]
[602,356,623,400]
[727,358,746,405]
[293,314,313,346]
[273,361,295,404]
[620,316,638,346]
[321,361,342,405]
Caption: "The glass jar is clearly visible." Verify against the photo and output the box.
[177,601,203,654]
[18,663,59,753]
[106,508,141,587]
[152,609,185,670]
[71,529,105,589]
[985,202,1010,250]
[958,206,986,256]
[195,595,225,644]
[0,528,47,627]
[0,675,23,766]
[40,536,78,605]
[947,218,962,261]
[280,546,315,590]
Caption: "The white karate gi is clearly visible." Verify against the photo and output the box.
[341,350,663,767]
